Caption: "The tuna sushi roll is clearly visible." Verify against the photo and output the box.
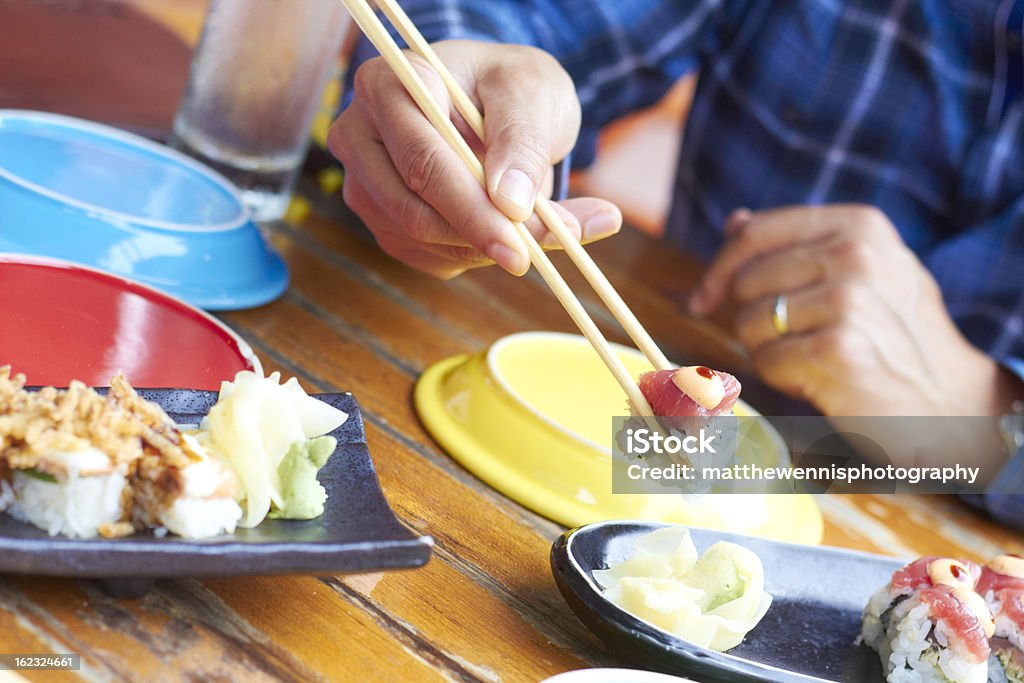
[861,557,994,683]
[636,366,742,417]
[0,367,241,539]
[978,555,1024,682]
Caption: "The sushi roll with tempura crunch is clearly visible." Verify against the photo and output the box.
[0,367,241,539]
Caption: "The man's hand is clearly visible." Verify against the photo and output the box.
[328,40,622,279]
[690,204,1021,416]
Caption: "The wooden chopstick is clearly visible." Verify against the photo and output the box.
[339,0,655,416]
[374,0,673,373]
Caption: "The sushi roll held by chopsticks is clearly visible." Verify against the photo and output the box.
[634,366,742,417]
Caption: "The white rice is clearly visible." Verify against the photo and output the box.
[0,478,13,512]
[151,454,242,539]
[989,644,1024,683]
[158,497,241,539]
[5,463,126,539]
[988,652,1011,683]
[862,583,905,649]
[985,590,1024,653]
[862,592,988,683]
[3,442,242,539]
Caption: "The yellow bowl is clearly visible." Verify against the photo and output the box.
[414,332,822,544]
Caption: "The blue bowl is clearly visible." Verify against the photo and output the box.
[0,110,288,310]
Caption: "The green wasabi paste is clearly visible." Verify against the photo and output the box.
[268,436,336,520]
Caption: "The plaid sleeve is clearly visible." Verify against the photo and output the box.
[341,0,738,165]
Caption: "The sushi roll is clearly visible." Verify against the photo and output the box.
[861,557,994,683]
[0,445,129,539]
[127,428,242,539]
[635,366,742,417]
[977,555,1024,683]
[0,367,241,539]
[626,366,743,489]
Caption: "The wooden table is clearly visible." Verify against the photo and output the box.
[0,8,1021,677]
[1,174,1022,682]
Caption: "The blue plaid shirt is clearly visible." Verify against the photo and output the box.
[347,0,1024,526]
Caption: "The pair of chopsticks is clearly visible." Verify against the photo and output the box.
[339,0,672,416]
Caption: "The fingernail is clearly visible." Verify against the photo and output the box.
[584,211,621,240]
[496,169,535,216]
[487,242,529,276]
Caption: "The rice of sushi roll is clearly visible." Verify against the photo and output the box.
[1,447,128,538]
[989,639,1024,683]
[0,366,241,539]
[977,555,1024,683]
[861,557,994,683]
[129,430,242,539]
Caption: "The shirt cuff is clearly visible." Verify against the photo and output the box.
[1002,356,1024,385]
[551,154,572,202]
[340,37,383,111]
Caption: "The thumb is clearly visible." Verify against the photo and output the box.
[484,107,552,222]
[477,54,580,222]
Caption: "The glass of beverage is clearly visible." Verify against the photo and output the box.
[171,0,349,221]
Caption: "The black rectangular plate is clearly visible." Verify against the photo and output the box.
[0,390,433,578]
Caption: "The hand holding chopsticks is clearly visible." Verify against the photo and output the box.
[338,0,670,416]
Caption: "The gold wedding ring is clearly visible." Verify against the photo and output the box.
[771,294,790,337]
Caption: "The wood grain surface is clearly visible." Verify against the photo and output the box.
[0,6,1020,679]
[3,177,1021,682]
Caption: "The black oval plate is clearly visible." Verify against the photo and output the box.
[0,390,432,579]
[551,520,905,682]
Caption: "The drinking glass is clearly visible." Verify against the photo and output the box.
[171,0,349,220]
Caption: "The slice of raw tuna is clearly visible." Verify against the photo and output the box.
[891,556,981,592]
[636,368,741,417]
[979,565,1024,596]
[994,589,1024,631]
[919,585,992,662]
[978,561,1024,640]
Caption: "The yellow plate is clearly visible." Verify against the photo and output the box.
[414,332,822,544]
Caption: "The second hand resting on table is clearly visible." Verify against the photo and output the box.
[690,204,1023,418]
[328,40,1024,426]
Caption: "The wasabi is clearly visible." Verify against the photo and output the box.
[268,436,336,520]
